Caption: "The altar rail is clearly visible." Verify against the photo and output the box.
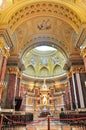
[59,111,86,125]
[0,111,33,127]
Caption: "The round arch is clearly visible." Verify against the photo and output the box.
[19,36,69,61]
[1,0,86,33]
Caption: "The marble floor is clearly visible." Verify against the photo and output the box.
[1,120,86,130]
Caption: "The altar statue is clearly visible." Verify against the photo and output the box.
[43,95,47,105]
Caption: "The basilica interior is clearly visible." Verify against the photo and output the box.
[0,0,86,129]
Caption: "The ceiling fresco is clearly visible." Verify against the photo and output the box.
[14,16,76,53]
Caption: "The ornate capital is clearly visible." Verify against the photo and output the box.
[2,48,10,58]
[49,86,54,90]
[17,72,22,79]
[70,65,85,74]
[0,38,5,51]
[0,38,10,58]
[67,72,72,78]
[34,86,40,90]
[81,47,86,57]
[6,66,19,75]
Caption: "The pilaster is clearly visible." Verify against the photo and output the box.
[5,66,19,109]
[67,72,74,110]
[49,86,55,110]
[0,38,10,82]
[34,86,40,111]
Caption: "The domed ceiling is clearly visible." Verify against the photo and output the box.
[22,45,67,79]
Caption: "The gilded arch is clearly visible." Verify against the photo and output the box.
[0,0,86,33]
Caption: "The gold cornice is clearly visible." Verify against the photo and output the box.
[6,66,19,75]
[81,47,86,57]
[70,65,85,74]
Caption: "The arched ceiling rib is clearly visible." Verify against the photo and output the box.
[19,36,70,60]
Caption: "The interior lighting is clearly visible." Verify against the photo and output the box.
[35,45,56,51]
[0,0,2,6]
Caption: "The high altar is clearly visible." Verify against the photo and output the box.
[34,80,55,116]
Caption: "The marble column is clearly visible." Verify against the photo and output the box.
[16,72,22,97]
[49,86,55,110]
[0,38,10,109]
[0,50,3,75]
[0,57,7,82]
[5,66,19,109]
[0,39,10,82]
[64,83,71,110]
[70,65,85,109]
[34,86,40,110]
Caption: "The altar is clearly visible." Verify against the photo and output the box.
[38,110,50,117]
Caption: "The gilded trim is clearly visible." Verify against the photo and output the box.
[6,66,19,75]
[81,47,86,57]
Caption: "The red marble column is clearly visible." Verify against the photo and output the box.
[0,50,3,75]
[0,48,9,82]
[6,74,17,109]
[49,87,56,110]
[16,73,22,97]
[65,86,71,110]
[50,88,54,105]
[70,66,85,109]
[0,57,7,82]
[79,73,86,107]
[5,66,19,109]
[83,56,86,72]
[34,87,39,110]
[68,74,76,110]
[81,47,86,72]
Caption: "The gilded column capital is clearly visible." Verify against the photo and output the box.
[67,72,72,78]
[70,65,85,74]
[0,38,5,51]
[2,48,10,58]
[0,38,10,58]
[81,47,86,57]
[49,86,54,90]
[64,82,68,87]
[17,72,22,79]
[6,66,19,75]
[34,86,40,90]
